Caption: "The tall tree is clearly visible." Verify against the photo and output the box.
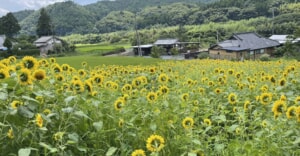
[36,8,53,37]
[0,13,21,37]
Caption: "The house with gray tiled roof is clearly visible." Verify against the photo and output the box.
[209,32,280,60]
[34,36,62,56]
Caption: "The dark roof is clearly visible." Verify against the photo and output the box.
[154,39,178,45]
[34,36,61,43]
[212,32,280,51]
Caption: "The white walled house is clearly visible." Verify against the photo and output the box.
[34,36,62,56]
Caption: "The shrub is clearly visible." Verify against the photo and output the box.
[259,54,271,61]
[198,52,210,59]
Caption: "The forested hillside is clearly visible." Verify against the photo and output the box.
[13,0,300,37]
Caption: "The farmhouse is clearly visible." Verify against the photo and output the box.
[0,35,7,51]
[34,36,62,56]
[209,32,280,60]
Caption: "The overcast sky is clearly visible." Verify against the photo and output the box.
[0,0,100,17]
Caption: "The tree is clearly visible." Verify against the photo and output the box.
[3,38,12,52]
[0,13,21,37]
[36,8,53,37]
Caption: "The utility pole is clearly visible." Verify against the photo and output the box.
[134,12,142,56]
[272,7,274,35]
[216,30,219,43]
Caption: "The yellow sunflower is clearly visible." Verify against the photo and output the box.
[181,93,189,102]
[114,99,125,111]
[294,96,300,105]
[52,64,62,73]
[159,85,169,95]
[214,88,221,94]
[158,73,169,83]
[259,92,272,105]
[11,100,23,109]
[272,100,287,119]
[55,74,65,82]
[61,64,70,71]
[84,80,93,93]
[146,134,165,152]
[49,57,56,63]
[121,84,132,93]
[204,118,212,126]
[35,113,43,128]
[92,74,104,85]
[18,68,33,85]
[286,106,297,119]
[131,149,146,156]
[296,106,300,122]
[147,92,158,102]
[71,79,84,93]
[182,117,194,129]
[243,100,251,111]
[118,118,124,127]
[7,128,14,139]
[0,68,10,80]
[228,93,237,105]
[78,69,86,77]
[33,69,46,81]
[21,56,39,70]
[278,78,286,86]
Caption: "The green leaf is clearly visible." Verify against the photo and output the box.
[77,147,87,152]
[39,142,58,153]
[188,153,197,156]
[228,124,239,133]
[106,147,117,156]
[22,96,39,103]
[62,107,74,113]
[0,122,8,127]
[0,91,8,100]
[18,106,34,118]
[93,121,103,131]
[192,139,201,145]
[150,122,157,131]
[74,111,91,120]
[293,137,300,145]
[18,148,31,156]
[214,144,225,152]
[64,96,76,104]
[68,133,79,143]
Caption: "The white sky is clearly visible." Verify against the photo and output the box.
[0,0,100,17]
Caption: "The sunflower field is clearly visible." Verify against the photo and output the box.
[0,56,300,156]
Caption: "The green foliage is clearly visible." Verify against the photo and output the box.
[0,13,21,37]
[150,46,164,58]
[36,8,52,37]
[16,0,300,36]
[198,52,210,59]
[170,48,179,55]
[55,55,163,68]
[259,54,271,61]
[3,38,12,50]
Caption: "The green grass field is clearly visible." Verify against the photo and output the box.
[75,43,131,55]
[55,55,164,69]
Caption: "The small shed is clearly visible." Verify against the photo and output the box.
[34,36,62,56]
[154,39,179,53]
[132,44,153,56]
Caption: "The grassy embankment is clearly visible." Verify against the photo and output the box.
[55,55,164,69]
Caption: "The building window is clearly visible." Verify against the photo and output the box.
[250,51,254,55]
[260,49,264,53]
